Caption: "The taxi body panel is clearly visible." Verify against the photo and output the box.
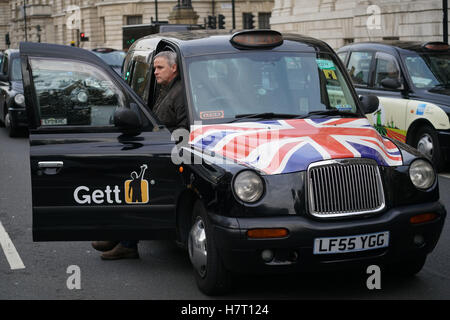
[20,31,446,295]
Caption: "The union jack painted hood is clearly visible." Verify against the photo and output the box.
[189,118,403,175]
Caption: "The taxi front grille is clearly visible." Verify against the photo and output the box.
[307,159,385,218]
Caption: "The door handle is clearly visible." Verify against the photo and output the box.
[38,161,64,168]
[38,161,64,175]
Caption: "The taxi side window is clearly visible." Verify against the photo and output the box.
[346,51,373,86]
[131,61,150,99]
[337,51,348,64]
[30,58,125,127]
[2,54,8,75]
[374,53,402,89]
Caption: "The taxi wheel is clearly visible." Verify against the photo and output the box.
[5,112,19,137]
[415,126,443,171]
[188,200,232,295]
[387,254,426,277]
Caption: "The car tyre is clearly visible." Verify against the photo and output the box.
[188,200,232,295]
[5,112,19,137]
[414,125,443,172]
[387,254,426,277]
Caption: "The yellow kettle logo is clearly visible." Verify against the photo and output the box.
[124,164,149,204]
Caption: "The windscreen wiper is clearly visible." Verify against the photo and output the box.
[431,83,450,90]
[295,109,362,119]
[229,112,301,123]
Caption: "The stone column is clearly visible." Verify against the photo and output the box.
[168,0,199,24]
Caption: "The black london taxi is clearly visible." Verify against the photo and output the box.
[0,49,28,137]
[19,30,446,295]
[337,42,450,171]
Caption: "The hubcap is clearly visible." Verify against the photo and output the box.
[417,134,434,159]
[188,217,207,278]
[5,113,10,128]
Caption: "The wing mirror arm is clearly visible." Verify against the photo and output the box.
[113,106,142,136]
[359,95,379,114]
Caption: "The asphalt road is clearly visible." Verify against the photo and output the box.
[0,128,449,300]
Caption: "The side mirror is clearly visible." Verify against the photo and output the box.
[113,107,142,136]
[359,95,379,114]
[0,74,8,82]
[381,78,402,90]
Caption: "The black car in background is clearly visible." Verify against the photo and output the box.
[0,49,27,137]
[337,41,450,171]
[91,48,126,75]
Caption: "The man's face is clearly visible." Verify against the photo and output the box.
[154,57,177,86]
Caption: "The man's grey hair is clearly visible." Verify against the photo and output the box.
[154,51,177,67]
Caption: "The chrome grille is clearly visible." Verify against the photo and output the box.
[307,159,385,218]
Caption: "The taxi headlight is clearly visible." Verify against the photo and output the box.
[14,94,25,106]
[233,170,264,203]
[409,159,436,190]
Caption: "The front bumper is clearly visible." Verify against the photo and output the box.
[8,106,28,128]
[437,130,450,162]
[210,201,446,274]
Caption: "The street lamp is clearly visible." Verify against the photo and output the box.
[444,0,448,44]
[23,0,28,42]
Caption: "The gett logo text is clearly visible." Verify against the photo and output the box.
[74,185,122,204]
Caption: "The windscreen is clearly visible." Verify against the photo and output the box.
[186,51,358,122]
[11,57,22,81]
[93,51,127,68]
[403,53,450,89]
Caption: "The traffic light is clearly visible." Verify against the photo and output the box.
[5,33,10,46]
[79,32,89,42]
[248,13,255,29]
[207,15,217,29]
[218,14,226,29]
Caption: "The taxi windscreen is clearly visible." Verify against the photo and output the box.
[403,53,450,90]
[186,52,358,122]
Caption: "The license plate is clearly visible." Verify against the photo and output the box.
[313,231,389,254]
[42,118,67,125]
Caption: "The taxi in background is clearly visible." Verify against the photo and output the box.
[0,49,27,137]
[19,30,446,295]
[337,41,450,171]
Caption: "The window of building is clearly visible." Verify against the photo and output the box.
[127,15,143,25]
[258,13,271,29]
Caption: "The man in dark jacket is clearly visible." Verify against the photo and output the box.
[92,51,188,259]
[152,51,188,131]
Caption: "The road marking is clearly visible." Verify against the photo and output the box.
[439,174,450,179]
[0,221,25,270]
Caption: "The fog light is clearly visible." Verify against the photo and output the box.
[289,251,298,262]
[413,234,425,247]
[261,249,274,262]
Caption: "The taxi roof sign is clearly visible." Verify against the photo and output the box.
[230,30,283,49]
[423,41,450,51]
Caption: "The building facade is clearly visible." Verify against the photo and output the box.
[271,0,449,49]
[1,0,274,50]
